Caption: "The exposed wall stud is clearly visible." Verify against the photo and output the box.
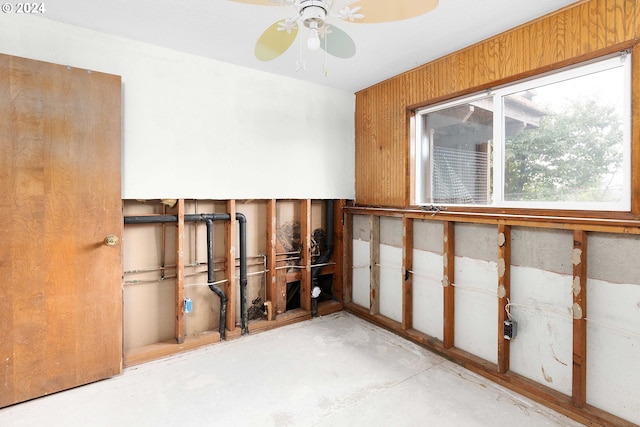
[572,230,588,408]
[225,200,237,331]
[266,199,277,320]
[497,224,511,374]
[175,199,185,344]
[443,221,455,349]
[370,215,381,316]
[343,212,353,304]
[402,216,414,331]
[300,199,312,311]
[332,200,346,303]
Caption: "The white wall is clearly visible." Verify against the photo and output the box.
[0,14,355,200]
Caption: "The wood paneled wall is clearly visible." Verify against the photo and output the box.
[355,0,638,207]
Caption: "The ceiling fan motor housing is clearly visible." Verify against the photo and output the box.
[299,0,328,28]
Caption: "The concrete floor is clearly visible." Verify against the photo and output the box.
[0,312,584,427]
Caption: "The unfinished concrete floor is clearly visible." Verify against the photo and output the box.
[0,312,584,426]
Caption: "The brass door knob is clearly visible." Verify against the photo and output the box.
[104,235,119,246]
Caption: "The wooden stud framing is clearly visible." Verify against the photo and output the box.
[497,224,511,374]
[300,199,312,311]
[572,230,588,408]
[225,200,237,331]
[343,212,353,305]
[443,221,455,349]
[175,199,185,344]
[402,217,414,331]
[266,199,277,320]
[332,200,346,303]
[369,215,381,316]
[276,238,288,315]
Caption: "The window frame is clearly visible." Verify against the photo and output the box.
[412,53,632,213]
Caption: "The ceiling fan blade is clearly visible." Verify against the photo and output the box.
[228,0,281,5]
[321,26,356,59]
[255,21,299,61]
[351,0,439,23]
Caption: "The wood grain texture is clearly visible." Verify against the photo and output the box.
[402,217,413,330]
[572,230,588,408]
[355,0,638,208]
[175,199,185,343]
[369,215,380,315]
[300,199,311,311]
[497,224,511,374]
[266,199,277,318]
[225,200,236,330]
[0,54,122,407]
[443,221,455,349]
[332,200,346,303]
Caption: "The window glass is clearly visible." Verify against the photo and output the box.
[503,66,625,204]
[421,97,493,204]
[414,54,630,211]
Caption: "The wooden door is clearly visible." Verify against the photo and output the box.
[0,54,122,407]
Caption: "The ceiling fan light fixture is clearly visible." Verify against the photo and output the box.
[307,21,321,50]
[299,0,328,28]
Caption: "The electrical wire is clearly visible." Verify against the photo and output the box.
[584,317,640,340]
[408,269,443,285]
[450,282,497,298]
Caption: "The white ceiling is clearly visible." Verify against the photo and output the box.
[39,0,580,93]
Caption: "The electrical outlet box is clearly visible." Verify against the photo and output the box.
[503,319,517,340]
[183,297,192,314]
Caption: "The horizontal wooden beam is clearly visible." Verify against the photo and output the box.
[344,206,640,235]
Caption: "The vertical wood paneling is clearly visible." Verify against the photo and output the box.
[594,0,607,50]
[557,10,568,63]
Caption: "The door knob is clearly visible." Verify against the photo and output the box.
[104,235,119,246]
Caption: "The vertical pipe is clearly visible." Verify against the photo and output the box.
[206,219,227,341]
[237,213,248,335]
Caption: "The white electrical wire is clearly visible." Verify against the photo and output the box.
[184,278,229,288]
[374,263,402,271]
[407,270,443,288]
[585,317,640,340]
[504,301,573,320]
[352,264,370,269]
[450,282,497,298]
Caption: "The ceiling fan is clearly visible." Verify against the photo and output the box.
[230,0,439,64]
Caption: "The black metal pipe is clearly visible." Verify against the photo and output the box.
[124,211,249,338]
[205,219,227,340]
[311,200,335,317]
[236,212,248,335]
[124,213,232,225]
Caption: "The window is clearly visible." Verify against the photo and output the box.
[414,54,631,211]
